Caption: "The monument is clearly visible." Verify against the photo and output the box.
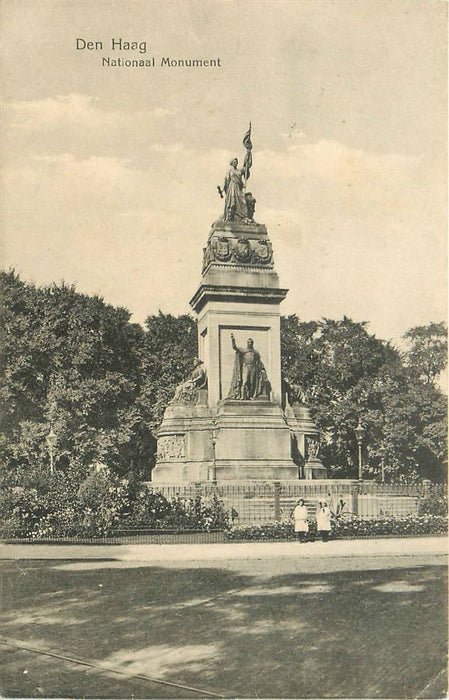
[152,126,326,482]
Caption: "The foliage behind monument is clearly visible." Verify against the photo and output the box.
[281,315,447,481]
[0,270,446,485]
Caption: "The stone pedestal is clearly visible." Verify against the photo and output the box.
[212,399,298,480]
[191,220,287,408]
[152,218,322,482]
[152,390,213,482]
[303,458,328,480]
[152,396,299,483]
[286,402,328,479]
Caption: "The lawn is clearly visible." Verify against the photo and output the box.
[0,554,447,698]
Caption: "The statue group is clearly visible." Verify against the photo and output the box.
[172,337,271,404]
[221,125,256,223]
[154,125,328,482]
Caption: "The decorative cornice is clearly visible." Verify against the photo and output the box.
[209,220,268,238]
[203,262,275,274]
[190,284,288,312]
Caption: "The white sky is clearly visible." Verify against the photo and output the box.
[1,0,447,347]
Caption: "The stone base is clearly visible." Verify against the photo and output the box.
[151,399,213,483]
[213,399,298,479]
[284,402,328,478]
[151,461,211,483]
[304,459,328,479]
[147,478,358,487]
[152,398,300,483]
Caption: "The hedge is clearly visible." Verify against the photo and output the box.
[225,515,448,541]
[0,475,229,538]
[1,472,446,541]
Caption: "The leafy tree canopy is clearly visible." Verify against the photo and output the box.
[0,270,148,482]
[281,315,447,482]
[0,271,445,485]
[403,322,447,385]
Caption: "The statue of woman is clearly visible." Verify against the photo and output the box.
[223,158,249,222]
[172,359,207,403]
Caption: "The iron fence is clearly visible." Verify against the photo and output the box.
[146,480,442,523]
[1,481,444,544]
[0,529,225,545]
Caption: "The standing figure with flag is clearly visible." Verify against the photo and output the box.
[222,124,253,222]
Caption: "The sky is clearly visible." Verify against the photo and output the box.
[1,0,447,349]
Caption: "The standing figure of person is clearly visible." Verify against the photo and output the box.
[227,334,269,400]
[316,500,332,542]
[293,498,309,543]
[223,158,249,222]
[335,498,346,518]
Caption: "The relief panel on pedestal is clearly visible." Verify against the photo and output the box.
[202,235,273,274]
[157,434,186,461]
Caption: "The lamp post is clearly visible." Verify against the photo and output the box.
[353,419,365,482]
[211,420,218,484]
[46,425,57,475]
[379,443,386,483]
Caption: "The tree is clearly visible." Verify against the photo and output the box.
[281,315,447,481]
[0,273,200,484]
[366,365,447,482]
[0,270,149,483]
[403,322,448,384]
[281,315,395,476]
[138,311,197,432]
[1,271,445,486]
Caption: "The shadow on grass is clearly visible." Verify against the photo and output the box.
[0,559,447,698]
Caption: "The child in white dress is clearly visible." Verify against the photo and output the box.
[293,498,309,542]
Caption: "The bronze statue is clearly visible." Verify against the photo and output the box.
[223,157,249,221]
[221,124,254,222]
[172,358,207,404]
[245,192,256,220]
[227,334,270,400]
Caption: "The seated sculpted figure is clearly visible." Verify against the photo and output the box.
[227,334,270,400]
[282,378,307,406]
[172,358,207,404]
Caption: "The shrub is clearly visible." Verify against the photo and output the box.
[0,488,47,537]
[0,469,129,538]
[225,515,448,541]
[0,478,230,538]
[127,490,172,527]
[0,469,84,538]
[75,471,130,536]
[226,521,295,541]
[418,493,448,517]
[333,514,447,538]
[128,491,229,531]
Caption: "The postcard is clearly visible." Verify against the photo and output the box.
[1,1,447,698]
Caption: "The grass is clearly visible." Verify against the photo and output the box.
[0,555,447,698]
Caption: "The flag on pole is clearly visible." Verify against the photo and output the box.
[243,123,252,181]
[243,126,252,151]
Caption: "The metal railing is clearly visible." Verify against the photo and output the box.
[0,529,226,545]
[145,480,442,523]
[1,481,444,544]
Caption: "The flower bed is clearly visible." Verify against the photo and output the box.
[0,477,230,539]
[225,515,448,541]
